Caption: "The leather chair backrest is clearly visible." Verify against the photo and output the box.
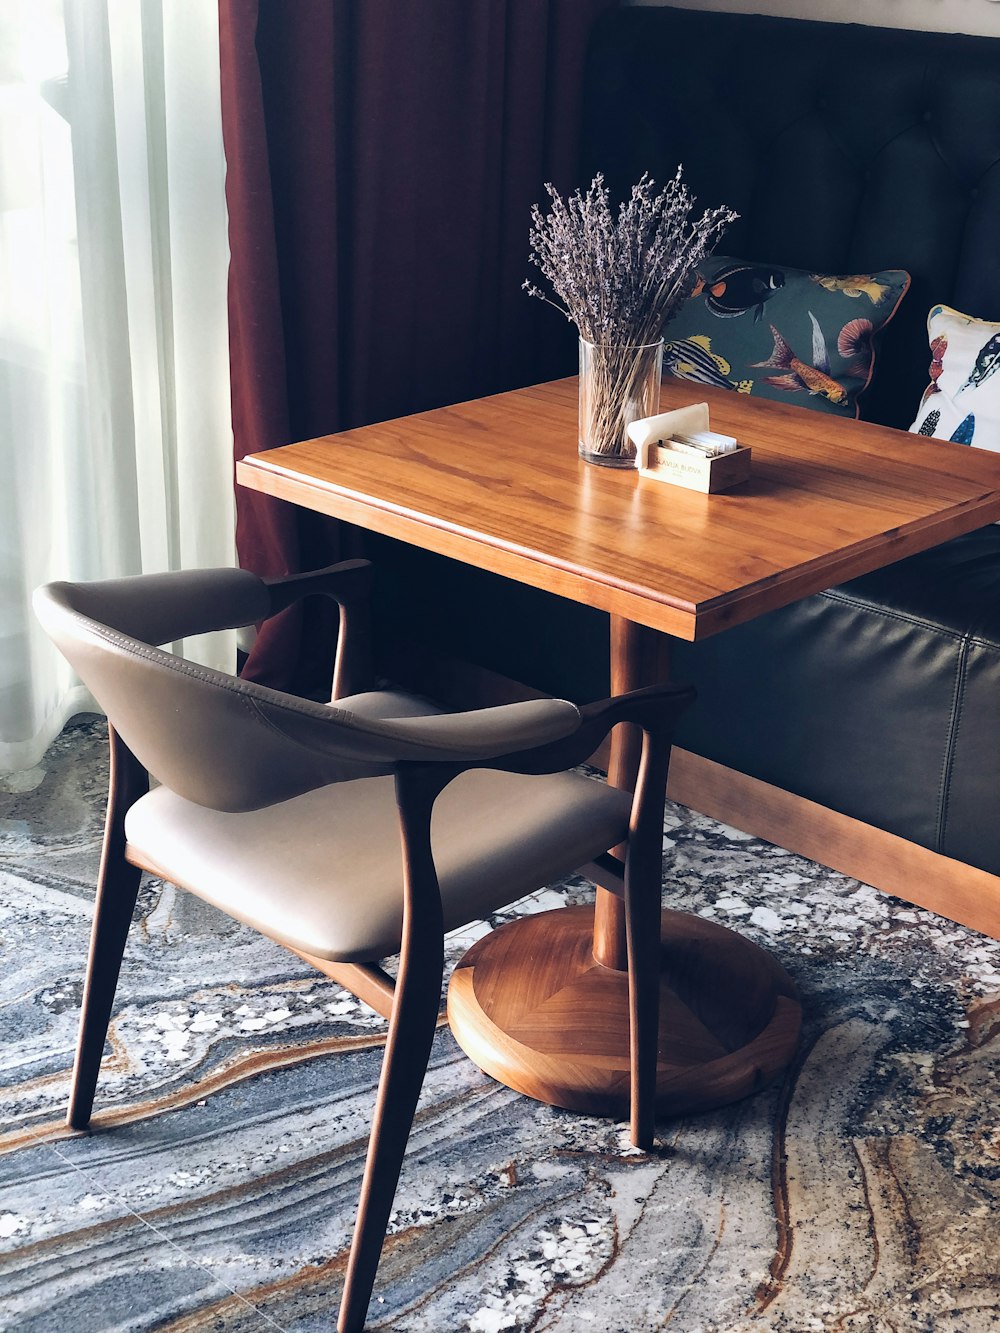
[35,572,419,812]
[581,9,1000,430]
[35,570,582,814]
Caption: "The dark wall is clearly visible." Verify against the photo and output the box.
[582,7,1000,430]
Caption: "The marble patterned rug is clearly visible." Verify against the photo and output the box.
[1,717,999,1333]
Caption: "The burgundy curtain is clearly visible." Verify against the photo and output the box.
[219,0,616,689]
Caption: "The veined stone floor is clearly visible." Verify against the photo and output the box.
[1,717,999,1332]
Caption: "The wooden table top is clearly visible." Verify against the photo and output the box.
[237,378,1000,641]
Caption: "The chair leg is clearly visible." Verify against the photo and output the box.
[623,727,672,1150]
[68,728,147,1131]
[337,765,449,1333]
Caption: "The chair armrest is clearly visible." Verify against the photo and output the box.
[487,682,696,776]
[242,694,583,792]
[579,682,697,733]
[356,697,582,762]
[261,559,373,615]
[261,559,374,698]
[354,684,692,773]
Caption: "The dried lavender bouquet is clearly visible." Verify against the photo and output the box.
[525,171,736,463]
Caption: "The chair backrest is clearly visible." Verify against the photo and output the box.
[35,570,429,812]
[35,568,582,814]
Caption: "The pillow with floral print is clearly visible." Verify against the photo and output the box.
[909,304,1000,452]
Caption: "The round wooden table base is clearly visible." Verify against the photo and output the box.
[447,905,802,1119]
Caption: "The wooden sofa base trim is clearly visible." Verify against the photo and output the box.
[666,749,1000,942]
[382,641,1000,941]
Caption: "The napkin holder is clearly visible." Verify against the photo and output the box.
[629,402,752,494]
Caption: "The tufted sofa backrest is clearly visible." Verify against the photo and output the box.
[581,9,1000,430]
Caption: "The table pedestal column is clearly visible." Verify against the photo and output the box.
[447,617,802,1120]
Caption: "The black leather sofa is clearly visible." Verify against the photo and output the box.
[588,8,1000,915]
[376,8,1000,937]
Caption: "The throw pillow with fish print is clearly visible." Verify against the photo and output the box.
[663,256,910,418]
[908,305,1000,454]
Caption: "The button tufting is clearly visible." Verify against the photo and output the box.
[922,109,933,124]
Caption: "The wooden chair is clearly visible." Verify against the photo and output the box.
[34,560,694,1332]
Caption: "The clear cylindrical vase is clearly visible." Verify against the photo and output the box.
[578,337,664,467]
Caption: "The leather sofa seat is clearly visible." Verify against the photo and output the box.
[672,525,1000,877]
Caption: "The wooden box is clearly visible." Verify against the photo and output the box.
[637,439,752,493]
[629,401,752,494]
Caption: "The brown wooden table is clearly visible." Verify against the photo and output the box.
[238,377,1000,1119]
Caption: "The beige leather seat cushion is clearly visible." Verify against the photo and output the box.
[124,767,631,962]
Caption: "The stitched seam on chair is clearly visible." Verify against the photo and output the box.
[69,611,575,756]
[86,617,405,765]
[69,613,578,768]
[73,612,396,774]
[936,632,970,857]
[68,611,366,723]
[236,690,303,747]
[240,694,365,760]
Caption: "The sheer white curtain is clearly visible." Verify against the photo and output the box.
[0,0,234,774]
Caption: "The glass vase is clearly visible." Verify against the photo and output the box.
[578,337,664,467]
